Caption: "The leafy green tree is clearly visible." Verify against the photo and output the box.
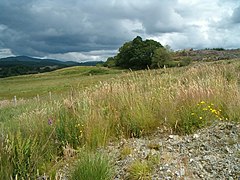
[164,45,173,53]
[114,36,163,69]
[151,47,172,68]
[104,36,184,70]
[103,57,116,68]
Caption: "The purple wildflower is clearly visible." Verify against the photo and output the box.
[48,118,53,125]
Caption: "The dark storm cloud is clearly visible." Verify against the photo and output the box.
[0,0,130,56]
[232,6,240,23]
[0,0,185,57]
[0,0,240,61]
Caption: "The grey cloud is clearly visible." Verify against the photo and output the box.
[232,6,240,23]
[0,0,240,60]
[47,49,117,62]
[0,0,185,57]
[0,0,134,56]
[0,48,14,58]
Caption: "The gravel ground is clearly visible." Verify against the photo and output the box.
[103,121,240,180]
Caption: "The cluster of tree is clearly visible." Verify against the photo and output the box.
[204,48,225,51]
[103,36,191,69]
[0,66,56,78]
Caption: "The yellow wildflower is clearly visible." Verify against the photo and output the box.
[211,109,217,113]
[200,101,205,104]
[75,124,81,127]
[191,113,195,115]
[199,117,203,120]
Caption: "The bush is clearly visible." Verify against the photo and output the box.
[84,68,110,76]
[103,57,116,68]
[179,57,192,67]
[151,47,172,68]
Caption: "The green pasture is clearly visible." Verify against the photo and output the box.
[0,66,123,100]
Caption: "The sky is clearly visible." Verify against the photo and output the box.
[0,0,240,62]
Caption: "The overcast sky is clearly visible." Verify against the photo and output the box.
[0,0,240,62]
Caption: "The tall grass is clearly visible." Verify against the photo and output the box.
[67,62,240,137]
[1,60,240,178]
[70,150,113,180]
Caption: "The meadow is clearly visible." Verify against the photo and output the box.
[0,60,240,179]
[0,66,123,100]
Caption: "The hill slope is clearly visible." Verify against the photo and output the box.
[0,66,122,99]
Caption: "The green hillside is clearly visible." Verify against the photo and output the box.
[0,66,123,100]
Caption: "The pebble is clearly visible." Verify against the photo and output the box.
[193,133,200,139]
[103,122,240,179]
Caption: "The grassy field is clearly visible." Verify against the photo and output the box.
[0,60,240,179]
[0,66,123,100]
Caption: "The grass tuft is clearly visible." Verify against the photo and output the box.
[127,160,151,180]
[70,150,114,180]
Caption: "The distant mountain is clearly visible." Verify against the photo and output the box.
[0,56,81,67]
[0,56,103,78]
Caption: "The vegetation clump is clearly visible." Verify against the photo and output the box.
[103,36,185,69]
[70,151,113,180]
[127,160,151,180]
